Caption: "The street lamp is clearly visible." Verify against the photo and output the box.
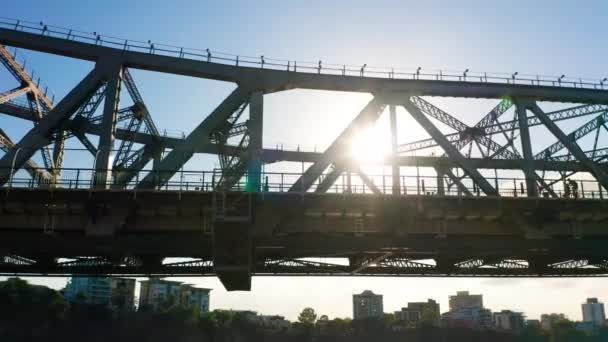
[8,147,23,188]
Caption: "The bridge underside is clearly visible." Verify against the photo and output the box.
[1,189,608,288]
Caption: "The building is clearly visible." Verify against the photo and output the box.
[395,299,440,326]
[526,319,540,329]
[540,313,567,331]
[449,291,483,311]
[139,278,182,311]
[253,315,291,330]
[64,277,136,309]
[582,298,606,326]
[353,290,383,319]
[64,277,112,305]
[139,278,211,314]
[110,278,136,310]
[180,284,211,313]
[442,308,492,330]
[493,310,525,332]
[441,307,493,330]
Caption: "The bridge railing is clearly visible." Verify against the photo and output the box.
[1,17,606,90]
[2,166,605,200]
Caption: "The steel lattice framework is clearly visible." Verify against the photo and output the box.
[2,19,608,290]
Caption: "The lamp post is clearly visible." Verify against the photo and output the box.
[8,147,23,188]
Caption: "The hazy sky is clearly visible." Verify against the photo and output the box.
[2,0,608,321]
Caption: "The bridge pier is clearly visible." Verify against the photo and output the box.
[213,221,252,291]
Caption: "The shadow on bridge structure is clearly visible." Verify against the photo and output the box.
[1,18,608,290]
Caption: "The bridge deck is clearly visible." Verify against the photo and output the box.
[1,187,607,279]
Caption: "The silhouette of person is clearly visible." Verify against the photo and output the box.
[569,179,579,199]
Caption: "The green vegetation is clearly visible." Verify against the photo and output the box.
[2,278,608,342]
[298,307,317,325]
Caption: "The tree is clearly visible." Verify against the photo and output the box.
[298,307,317,325]
[418,307,439,328]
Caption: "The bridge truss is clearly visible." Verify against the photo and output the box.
[2,19,608,290]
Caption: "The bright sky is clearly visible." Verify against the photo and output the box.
[3,0,608,322]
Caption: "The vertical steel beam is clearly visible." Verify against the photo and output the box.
[527,101,608,190]
[436,167,445,195]
[389,104,400,195]
[246,91,263,192]
[402,98,497,196]
[94,62,123,188]
[515,100,537,197]
[0,67,103,185]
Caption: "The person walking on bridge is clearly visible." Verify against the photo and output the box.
[360,64,367,76]
[569,179,579,199]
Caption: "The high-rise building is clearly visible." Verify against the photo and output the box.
[110,278,136,310]
[395,299,440,325]
[540,313,567,331]
[139,278,183,311]
[353,290,383,319]
[493,310,525,332]
[139,278,211,314]
[180,284,211,313]
[449,291,483,311]
[582,298,606,326]
[441,307,493,330]
[64,277,136,310]
[64,277,112,305]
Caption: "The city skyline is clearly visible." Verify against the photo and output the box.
[18,275,608,322]
[3,0,608,324]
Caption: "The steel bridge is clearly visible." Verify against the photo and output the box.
[2,19,608,290]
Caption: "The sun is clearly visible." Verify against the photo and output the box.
[350,125,391,163]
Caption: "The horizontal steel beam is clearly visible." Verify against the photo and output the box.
[2,28,608,102]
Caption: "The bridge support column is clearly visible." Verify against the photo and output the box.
[247,91,263,192]
[213,221,252,291]
[515,100,538,197]
[95,62,123,188]
[436,167,446,195]
[389,105,400,195]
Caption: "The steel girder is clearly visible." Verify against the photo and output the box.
[136,87,250,189]
[409,96,532,195]
[0,45,53,109]
[527,101,608,190]
[210,100,251,190]
[93,62,123,188]
[515,101,538,197]
[398,104,608,154]
[536,111,608,160]
[403,98,498,195]
[0,128,52,183]
[0,86,29,104]
[2,93,607,177]
[113,68,160,170]
[4,27,608,102]
[289,97,386,192]
[2,255,607,277]
[0,66,104,185]
[0,44,59,175]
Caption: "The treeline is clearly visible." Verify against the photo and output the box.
[2,278,608,342]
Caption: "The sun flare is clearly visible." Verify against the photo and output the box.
[350,125,392,163]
